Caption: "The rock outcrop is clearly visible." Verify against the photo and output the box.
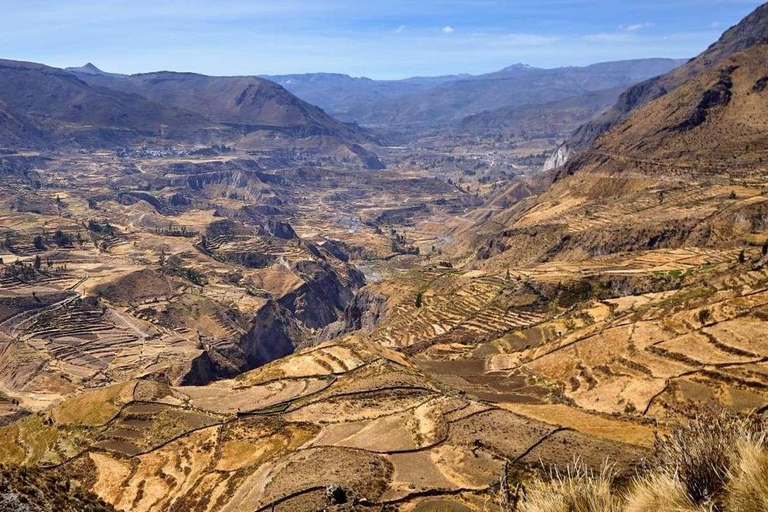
[542,143,571,171]
[279,260,365,329]
[318,287,388,341]
[181,300,302,385]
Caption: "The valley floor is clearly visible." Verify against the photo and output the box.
[1,143,767,511]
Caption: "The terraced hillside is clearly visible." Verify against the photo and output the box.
[0,340,650,511]
[0,140,476,412]
[2,242,764,510]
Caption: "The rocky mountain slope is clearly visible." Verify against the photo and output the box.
[560,2,768,160]
[466,3,768,270]
[0,99,43,147]
[567,45,768,172]
[73,69,374,144]
[0,59,218,147]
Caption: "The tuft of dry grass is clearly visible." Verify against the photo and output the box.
[623,473,704,512]
[519,460,622,512]
[512,407,768,512]
[725,435,768,512]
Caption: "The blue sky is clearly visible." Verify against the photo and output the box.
[0,0,764,79]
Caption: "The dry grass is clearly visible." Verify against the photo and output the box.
[725,436,768,512]
[518,460,622,512]
[513,407,768,512]
[623,474,703,512]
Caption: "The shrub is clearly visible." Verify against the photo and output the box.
[651,406,765,506]
[52,229,71,247]
[697,308,711,325]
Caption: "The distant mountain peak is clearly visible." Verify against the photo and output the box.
[501,63,532,70]
[67,62,108,75]
[493,63,537,75]
[261,72,374,85]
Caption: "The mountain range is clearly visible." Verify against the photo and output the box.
[0,55,687,165]
[260,72,468,116]
[0,59,383,168]
[267,59,686,129]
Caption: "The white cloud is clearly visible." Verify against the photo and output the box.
[583,33,632,43]
[441,26,455,34]
[395,25,406,34]
[622,22,654,32]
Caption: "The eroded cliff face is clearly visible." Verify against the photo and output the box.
[278,260,366,329]
[318,287,389,341]
[181,300,302,385]
[179,256,367,385]
[239,300,303,367]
